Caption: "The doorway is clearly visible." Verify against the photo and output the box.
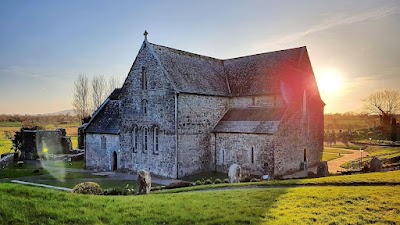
[113,151,117,171]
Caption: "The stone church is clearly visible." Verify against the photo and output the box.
[84,33,325,179]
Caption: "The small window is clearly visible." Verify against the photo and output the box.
[101,136,106,150]
[142,126,148,153]
[251,146,254,164]
[142,67,147,90]
[132,126,138,152]
[142,100,148,115]
[153,126,159,154]
[222,149,225,163]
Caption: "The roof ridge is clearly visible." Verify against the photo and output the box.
[223,46,307,61]
[149,42,222,62]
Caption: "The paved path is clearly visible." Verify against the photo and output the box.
[10,180,72,192]
[327,149,369,174]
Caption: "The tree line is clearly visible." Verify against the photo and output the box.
[72,74,122,121]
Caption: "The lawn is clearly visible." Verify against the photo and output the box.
[321,152,341,161]
[0,184,399,224]
[0,163,49,179]
[323,147,353,154]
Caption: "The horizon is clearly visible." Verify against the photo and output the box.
[1,0,399,114]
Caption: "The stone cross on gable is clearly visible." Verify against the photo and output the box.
[144,30,148,41]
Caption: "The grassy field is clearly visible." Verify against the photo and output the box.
[321,152,341,161]
[0,183,399,224]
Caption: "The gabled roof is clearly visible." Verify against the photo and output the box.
[212,107,285,134]
[85,89,121,135]
[148,41,321,103]
[150,43,229,96]
[85,100,120,134]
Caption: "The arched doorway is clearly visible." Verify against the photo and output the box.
[113,151,117,171]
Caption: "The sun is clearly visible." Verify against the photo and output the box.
[316,69,343,95]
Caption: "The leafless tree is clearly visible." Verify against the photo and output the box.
[91,75,107,111]
[107,75,122,96]
[72,74,90,120]
[362,89,400,116]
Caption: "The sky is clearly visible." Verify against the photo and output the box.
[0,0,399,114]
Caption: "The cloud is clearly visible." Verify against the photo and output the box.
[264,6,400,48]
[0,65,56,79]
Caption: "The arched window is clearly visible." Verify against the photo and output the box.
[251,146,255,164]
[101,136,106,150]
[132,126,138,152]
[142,67,147,90]
[142,126,148,153]
[142,100,148,115]
[153,126,159,154]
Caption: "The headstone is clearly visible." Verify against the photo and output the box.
[369,157,382,172]
[137,169,151,194]
[262,175,270,180]
[228,164,241,183]
[316,161,329,177]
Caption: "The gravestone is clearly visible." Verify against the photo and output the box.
[316,161,329,177]
[228,164,241,183]
[137,169,151,194]
[369,157,382,172]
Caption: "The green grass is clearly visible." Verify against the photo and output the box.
[324,147,353,154]
[0,122,22,127]
[160,170,400,194]
[181,171,227,182]
[42,160,84,169]
[0,139,13,155]
[70,136,78,149]
[0,183,399,224]
[0,164,49,179]
[321,152,341,161]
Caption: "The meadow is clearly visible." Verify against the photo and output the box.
[1,171,399,224]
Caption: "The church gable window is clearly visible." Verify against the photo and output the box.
[251,146,255,164]
[142,100,148,115]
[101,136,106,150]
[142,67,147,90]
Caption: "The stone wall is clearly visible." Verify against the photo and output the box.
[0,154,14,169]
[118,41,178,178]
[85,133,120,171]
[229,95,285,108]
[215,133,274,176]
[272,100,324,176]
[177,94,229,177]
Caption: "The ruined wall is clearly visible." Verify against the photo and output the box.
[118,42,177,178]
[85,134,120,171]
[177,94,230,177]
[215,133,274,176]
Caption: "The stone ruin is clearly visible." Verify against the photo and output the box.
[137,169,151,194]
[19,128,72,160]
[228,164,241,183]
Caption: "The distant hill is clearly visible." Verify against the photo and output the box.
[41,109,76,116]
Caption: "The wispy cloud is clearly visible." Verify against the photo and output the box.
[264,6,400,48]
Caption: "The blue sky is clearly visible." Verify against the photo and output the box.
[0,0,399,114]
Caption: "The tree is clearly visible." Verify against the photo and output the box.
[362,89,400,116]
[107,75,122,96]
[73,74,90,120]
[91,75,107,111]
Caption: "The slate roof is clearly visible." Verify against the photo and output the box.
[85,100,120,134]
[212,107,286,134]
[149,42,321,102]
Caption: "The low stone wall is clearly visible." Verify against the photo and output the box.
[0,154,14,169]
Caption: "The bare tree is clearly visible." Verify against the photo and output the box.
[107,75,122,96]
[91,75,107,111]
[72,74,90,120]
[362,89,400,116]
